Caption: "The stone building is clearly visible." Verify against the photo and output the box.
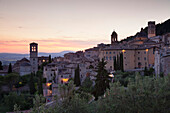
[154,33,170,76]
[38,56,49,66]
[84,47,99,59]
[13,58,31,76]
[99,21,160,72]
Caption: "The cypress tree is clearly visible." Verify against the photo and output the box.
[120,53,124,72]
[8,63,12,73]
[93,58,110,100]
[49,55,52,63]
[37,70,43,95]
[74,64,81,86]
[114,57,117,71]
[0,61,3,70]
[144,66,148,76]
[29,73,36,94]
[117,54,120,70]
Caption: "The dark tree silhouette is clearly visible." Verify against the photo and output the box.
[36,70,43,95]
[93,58,110,100]
[120,53,124,72]
[114,57,117,71]
[74,64,81,86]
[0,61,3,70]
[49,55,52,63]
[8,63,12,73]
[29,73,36,95]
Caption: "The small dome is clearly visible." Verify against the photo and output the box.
[30,42,38,45]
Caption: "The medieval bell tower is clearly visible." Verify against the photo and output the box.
[30,42,38,73]
[148,21,156,38]
[111,31,118,44]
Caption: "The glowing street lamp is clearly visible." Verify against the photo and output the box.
[108,73,114,82]
[46,83,52,87]
[122,49,125,53]
[108,73,114,78]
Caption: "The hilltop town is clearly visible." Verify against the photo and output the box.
[0,19,170,112]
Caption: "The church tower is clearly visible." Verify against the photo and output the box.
[111,31,118,44]
[148,21,156,38]
[30,42,38,73]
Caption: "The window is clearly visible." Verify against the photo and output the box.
[153,47,155,54]
[113,52,115,54]
[144,51,146,54]
[109,52,111,54]
[106,52,108,54]
[110,56,112,60]
[32,46,36,51]
[138,52,140,54]
[106,56,108,60]
[124,57,126,59]
[138,57,140,60]
[144,57,146,60]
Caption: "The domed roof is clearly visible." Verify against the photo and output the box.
[30,42,38,45]
[111,31,117,36]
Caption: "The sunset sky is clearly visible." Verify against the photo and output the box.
[0,0,170,53]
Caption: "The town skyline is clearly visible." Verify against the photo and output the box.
[0,0,170,53]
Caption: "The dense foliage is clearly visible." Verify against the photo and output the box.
[31,73,170,113]
[4,92,33,111]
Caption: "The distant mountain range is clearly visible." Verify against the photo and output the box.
[0,51,74,65]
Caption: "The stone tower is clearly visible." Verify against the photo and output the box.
[30,42,38,73]
[148,21,156,38]
[111,31,118,44]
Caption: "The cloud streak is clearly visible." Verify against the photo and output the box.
[0,38,107,53]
